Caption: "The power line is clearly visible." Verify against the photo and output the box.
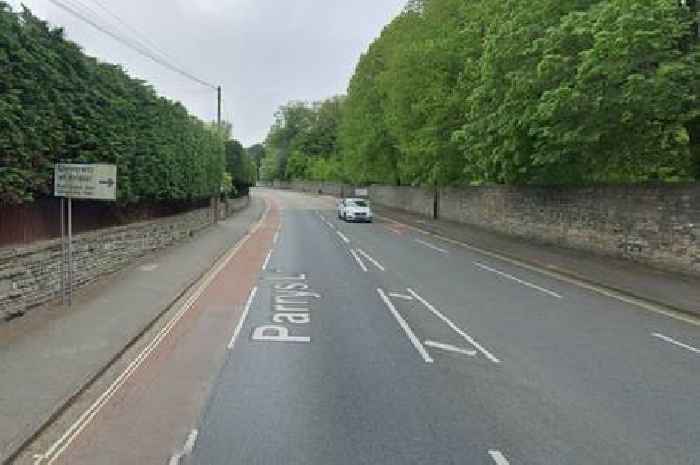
[85,0,183,67]
[48,0,217,89]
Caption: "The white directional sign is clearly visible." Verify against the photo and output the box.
[54,163,117,200]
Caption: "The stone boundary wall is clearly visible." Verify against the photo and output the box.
[273,180,357,198]
[0,196,250,320]
[369,184,700,276]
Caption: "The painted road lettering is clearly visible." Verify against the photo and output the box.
[252,274,318,343]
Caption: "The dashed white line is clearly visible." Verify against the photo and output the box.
[273,231,280,244]
[652,333,700,354]
[424,340,477,356]
[168,429,199,465]
[228,286,259,350]
[489,450,511,465]
[357,248,386,271]
[414,238,448,254]
[474,262,563,299]
[262,249,273,271]
[350,249,368,272]
[407,288,501,364]
[377,288,433,363]
[336,230,351,243]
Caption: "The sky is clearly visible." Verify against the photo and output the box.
[6,0,406,146]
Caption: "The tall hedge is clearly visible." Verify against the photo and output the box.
[0,4,225,205]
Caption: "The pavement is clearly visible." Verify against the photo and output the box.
[0,196,265,463]
[4,188,700,465]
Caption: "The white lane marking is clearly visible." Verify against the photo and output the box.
[228,287,259,349]
[350,249,368,272]
[262,249,273,271]
[652,333,700,355]
[336,230,351,244]
[489,450,511,465]
[34,202,272,465]
[414,238,448,254]
[139,264,159,272]
[407,288,501,364]
[357,248,386,271]
[273,231,280,244]
[377,288,434,363]
[377,213,700,328]
[474,262,563,299]
[424,340,477,356]
[389,293,414,301]
[168,429,199,465]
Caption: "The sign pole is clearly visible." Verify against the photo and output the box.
[60,198,67,306]
[67,198,73,306]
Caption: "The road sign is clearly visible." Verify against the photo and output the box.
[54,163,117,200]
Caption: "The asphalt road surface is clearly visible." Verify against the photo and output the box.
[26,188,700,465]
[192,189,699,465]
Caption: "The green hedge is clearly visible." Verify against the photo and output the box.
[0,4,225,205]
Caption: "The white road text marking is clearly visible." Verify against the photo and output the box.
[377,288,433,363]
[357,248,386,271]
[228,287,259,349]
[424,340,477,356]
[415,238,448,254]
[652,333,700,355]
[407,288,501,364]
[350,249,368,272]
[474,262,563,299]
[489,450,511,465]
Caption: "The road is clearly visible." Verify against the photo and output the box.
[25,189,700,465]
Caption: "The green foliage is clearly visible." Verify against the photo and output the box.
[260,0,699,186]
[225,139,256,195]
[0,4,226,205]
[261,97,345,182]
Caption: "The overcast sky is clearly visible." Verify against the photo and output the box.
[6,0,406,146]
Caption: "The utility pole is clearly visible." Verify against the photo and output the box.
[217,85,222,129]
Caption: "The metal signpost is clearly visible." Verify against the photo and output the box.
[54,164,117,306]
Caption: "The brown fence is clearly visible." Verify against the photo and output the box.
[0,197,211,248]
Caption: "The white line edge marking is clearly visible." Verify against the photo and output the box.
[357,248,386,271]
[414,238,448,254]
[652,333,700,354]
[336,230,351,244]
[35,202,272,465]
[262,249,273,271]
[168,429,199,465]
[424,340,477,356]
[183,429,199,454]
[474,262,563,299]
[407,288,501,364]
[228,287,259,349]
[350,249,368,272]
[377,288,433,363]
[377,213,700,328]
[489,450,511,465]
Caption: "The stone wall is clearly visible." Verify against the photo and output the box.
[0,197,249,320]
[275,180,357,198]
[370,184,700,276]
[368,185,436,219]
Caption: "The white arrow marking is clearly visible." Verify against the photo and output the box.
[424,340,477,356]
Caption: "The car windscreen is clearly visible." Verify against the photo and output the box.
[348,200,368,207]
